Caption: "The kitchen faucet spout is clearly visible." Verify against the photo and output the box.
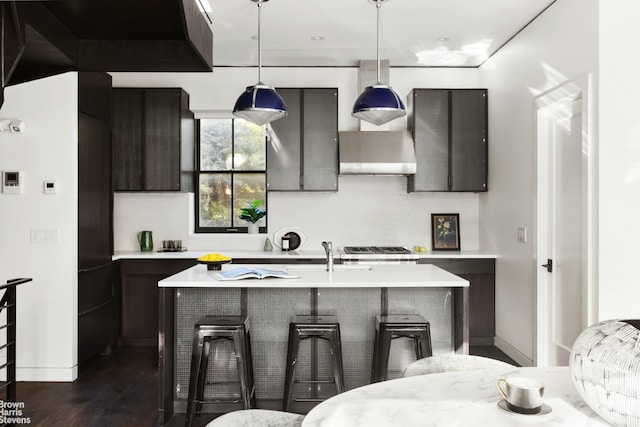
[321,241,334,272]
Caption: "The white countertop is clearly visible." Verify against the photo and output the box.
[158,263,470,288]
[302,366,608,427]
[113,249,496,261]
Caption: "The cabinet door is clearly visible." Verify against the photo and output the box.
[78,264,114,364]
[267,89,302,191]
[408,89,449,192]
[450,90,488,192]
[302,88,338,191]
[144,89,182,191]
[112,89,143,191]
[78,114,113,269]
[120,260,197,346]
[121,273,162,346]
[179,89,195,192]
[419,259,495,345]
[464,273,495,344]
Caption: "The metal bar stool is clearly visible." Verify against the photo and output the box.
[186,315,256,427]
[371,314,432,383]
[282,314,345,411]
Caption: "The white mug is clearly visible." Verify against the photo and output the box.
[497,376,544,414]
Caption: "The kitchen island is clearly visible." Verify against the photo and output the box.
[157,263,469,425]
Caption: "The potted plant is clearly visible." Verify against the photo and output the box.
[239,199,266,233]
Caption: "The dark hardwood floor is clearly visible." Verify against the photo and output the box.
[15,345,518,427]
[16,347,158,427]
[470,345,519,366]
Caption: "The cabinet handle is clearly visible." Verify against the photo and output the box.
[541,259,553,273]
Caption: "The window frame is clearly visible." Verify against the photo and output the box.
[194,116,267,234]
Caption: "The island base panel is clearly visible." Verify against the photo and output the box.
[170,286,454,414]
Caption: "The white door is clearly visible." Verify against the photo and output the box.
[535,75,595,366]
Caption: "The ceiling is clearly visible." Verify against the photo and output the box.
[208,0,557,68]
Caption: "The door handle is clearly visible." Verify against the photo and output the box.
[541,259,553,273]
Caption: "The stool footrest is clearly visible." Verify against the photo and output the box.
[195,397,243,405]
[294,379,336,384]
[388,327,430,333]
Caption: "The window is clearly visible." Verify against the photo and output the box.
[196,118,267,233]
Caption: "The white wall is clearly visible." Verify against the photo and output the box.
[478,0,599,365]
[597,1,640,320]
[111,67,485,252]
[0,73,79,381]
[114,178,480,252]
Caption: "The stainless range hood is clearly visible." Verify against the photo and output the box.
[339,130,417,175]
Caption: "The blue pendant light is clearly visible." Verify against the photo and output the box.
[352,0,406,126]
[233,0,287,126]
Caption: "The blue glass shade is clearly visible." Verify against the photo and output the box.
[233,83,287,126]
[352,84,407,126]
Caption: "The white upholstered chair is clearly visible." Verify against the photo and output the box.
[403,354,514,377]
[205,409,305,427]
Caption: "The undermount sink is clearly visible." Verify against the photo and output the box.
[286,265,372,272]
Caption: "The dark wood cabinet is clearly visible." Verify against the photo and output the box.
[419,258,495,345]
[112,89,143,190]
[408,89,488,192]
[112,88,195,192]
[268,88,338,191]
[462,272,495,344]
[78,264,114,364]
[118,259,197,346]
[77,72,115,365]
[78,114,112,269]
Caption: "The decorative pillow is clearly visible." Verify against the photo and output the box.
[403,354,514,377]
[206,409,305,427]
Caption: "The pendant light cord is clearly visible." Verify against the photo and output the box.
[257,0,262,84]
[376,0,381,84]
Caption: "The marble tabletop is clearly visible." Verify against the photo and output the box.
[302,366,610,427]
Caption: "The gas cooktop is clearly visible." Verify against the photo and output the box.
[339,246,419,263]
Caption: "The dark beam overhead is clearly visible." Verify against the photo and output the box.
[1,3,26,87]
[5,0,213,86]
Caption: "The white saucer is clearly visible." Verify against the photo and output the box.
[497,399,552,416]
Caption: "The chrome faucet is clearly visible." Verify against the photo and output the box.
[321,241,334,272]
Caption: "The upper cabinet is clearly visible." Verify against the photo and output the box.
[267,88,338,192]
[112,88,195,192]
[408,89,488,192]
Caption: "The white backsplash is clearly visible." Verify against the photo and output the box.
[113,175,479,252]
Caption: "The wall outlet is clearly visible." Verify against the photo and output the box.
[517,226,527,243]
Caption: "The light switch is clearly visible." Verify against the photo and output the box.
[517,226,527,243]
[31,228,59,244]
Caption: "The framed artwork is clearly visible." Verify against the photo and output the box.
[431,213,460,251]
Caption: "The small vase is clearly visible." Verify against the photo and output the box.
[247,223,259,234]
[263,237,273,251]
